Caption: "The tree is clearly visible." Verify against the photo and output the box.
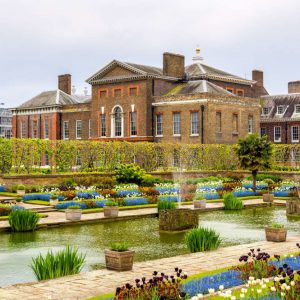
[235,134,273,191]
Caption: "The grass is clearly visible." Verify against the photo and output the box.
[157,200,177,211]
[24,200,50,206]
[31,246,86,281]
[185,227,221,253]
[0,192,19,197]
[9,209,40,232]
[223,193,244,210]
[0,213,48,221]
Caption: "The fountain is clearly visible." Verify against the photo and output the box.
[159,167,199,232]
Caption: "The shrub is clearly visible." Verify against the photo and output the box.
[0,204,12,216]
[246,173,282,183]
[94,177,116,189]
[17,184,25,190]
[9,209,40,232]
[223,172,244,183]
[139,174,161,187]
[60,190,76,200]
[67,205,81,209]
[194,194,204,200]
[105,201,118,207]
[50,192,58,200]
[115,164,145,184]
[31,246,86,281]
[185,227,221,252]
[110,242,129,252]
[223,193,243,210]
[157,200,176,212]
[271,223,284,228]
[98,188,117,198]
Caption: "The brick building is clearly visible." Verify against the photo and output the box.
[12,50,267,144]
[260,81,300,144]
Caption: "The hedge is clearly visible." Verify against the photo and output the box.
[0,138,299,174]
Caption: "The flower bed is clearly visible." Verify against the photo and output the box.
[22,194,64,201]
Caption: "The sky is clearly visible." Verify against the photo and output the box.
[1,0,300,108]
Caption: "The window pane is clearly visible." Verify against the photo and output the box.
[216,112,221,132]
[173,113,181,135]
[114,107,122,136]
[260,127,267,136]
[44,119,49,139]
[130,112,137,136]
[292,126,299,141]
[156,115,163,136]
[274,127,281,141]
[64,121,69,139]
[233,114,238,132]
[100,114,106,137]
[32,120,37,138]
[190,112,199,135]
[129,87,137,96]
[76,120,82,139]
[248,116,253,133]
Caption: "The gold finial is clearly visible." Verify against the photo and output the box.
[195,47,201,55]
[193,46,203,62]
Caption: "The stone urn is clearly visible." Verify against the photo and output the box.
[65,208,82,221]
[103,206,119,217]
[17,189,25,196]
[105,249,135,271]
[50,199,58,206]
[265,227,287,242]
[193,199,206,209]
[263,194,274,203]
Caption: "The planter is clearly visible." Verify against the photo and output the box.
[17,190,25,196]
[262,194,274,203]
[286,198,300,217]
[65,208,82,221]
[265,227,287,242]
[193,199,206,209]
[50,199,58,206]
[104,206,119,217]
[104,249,135,271]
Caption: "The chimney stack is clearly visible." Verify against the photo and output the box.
[163,52,185,78]
[252,70,264,87]
[288,81,300,94]
[58,74,71,94]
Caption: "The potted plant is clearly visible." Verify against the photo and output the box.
[105,242,134,271]
[193,194,206,209]
[65,205,82,221]
[16,184,26,196]
[262,179,274,203]
[265,223,287,242]
[50,192,59,206]
[103,201,119,217]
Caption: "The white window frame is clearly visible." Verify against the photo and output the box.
[63,121,69,140]
[248,116,253,134]
[262,107,270,115]
[76,120,82,139]
[21,121,26,138]
[44,119,49,139]
[155,114,163,137]
[277,106,284,115]
[32,120,37,138]
[190,112,199,136]
[292,126,299,142]
[129,111,137,137]
[173,112,181,136]
[111,105,124,137]
[100,114,106,137]
[295,105,300,114]
[274,126,281,142]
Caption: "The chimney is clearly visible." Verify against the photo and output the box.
[163,52,185,78]
[288,81,300,94]
[252,70,264,87]
[58,74,71,94]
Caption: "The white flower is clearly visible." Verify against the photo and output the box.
[257,289,262,294]
[241,288,247,293]
[286,285,291,291]
[208,288,215,294]
[274,277,280,282]
[261,284,267,289]
[219,285,224,291]
[230,296,236,300]
[191,297,198,300]
[290,281,295,286]
[270,286,276,292]
[281,292,286,297]
[197,294,203,298]
[264,278,270,283]
[240,294,245,299]
[249,276,255,281]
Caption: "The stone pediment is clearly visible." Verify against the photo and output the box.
[102,65,137,79]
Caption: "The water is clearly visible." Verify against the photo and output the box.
[0,206,298,287]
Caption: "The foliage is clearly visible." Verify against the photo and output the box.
[139,174,161,187]
[115,164,145,184]
[50,192,58,200]
[246,173,282,183]
[60,190,76,200]
[0,204,12,216]
[235,134,274,191]
[185,227,221,253]
[17,184,25,190]
[94,177,116,189]
[9,209,40,232]
[194,194,204,200]
[157,200,177,211]
[31,246,86,280]
[271,223,284,228]
[105,201,118,207]
[114,268,188,300]
[110,242,129,252]
[223,193,244,210]
[67,205,81,209]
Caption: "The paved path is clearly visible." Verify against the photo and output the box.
[0,199,282,231]
[0,235,298,300]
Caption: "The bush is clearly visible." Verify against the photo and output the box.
[110,242,129,252]
[223,193,243,210]
[0,204,12,216]
[94,177,116,189]
[17,184,25,190]
[185,227,221,252]
[60,190,76,200]
[31,246,86,281]
[139,174,161,187]
[9,209,40,232]
[246,173,282,183]
[157,200,176,212]
[115,164,145,184]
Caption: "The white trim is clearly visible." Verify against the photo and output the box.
[111,105,124,137]
[274,126,281,142]
[153,99,208,106]
[291,126,299,143]
[76,120,82,139]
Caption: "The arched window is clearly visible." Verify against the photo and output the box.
[111,106,123,137]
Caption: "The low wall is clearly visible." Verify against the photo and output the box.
[1,170,300,190]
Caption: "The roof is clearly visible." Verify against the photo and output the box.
[16,90,79,109]
[185,62,256,85]
[72,95,91,103]
[163,80,236,97]
[261,93,300,121]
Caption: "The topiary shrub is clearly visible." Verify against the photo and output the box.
[185,227,221,252]
[223,193,243,210]
[9,209,40,232]
[115,164,145,184]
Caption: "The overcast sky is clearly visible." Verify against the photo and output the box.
[1,0,300,107]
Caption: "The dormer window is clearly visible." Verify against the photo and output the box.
[277,106,284,115]
[262,107,270,115]
[295,105,300,114]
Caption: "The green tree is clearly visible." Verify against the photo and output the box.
[235,134,273,191]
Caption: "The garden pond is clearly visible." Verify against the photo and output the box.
[0,206,299,287]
